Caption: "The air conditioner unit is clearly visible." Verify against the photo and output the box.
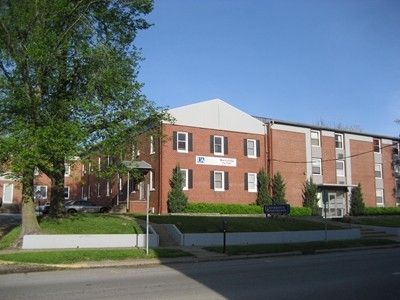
[337,153,344,159]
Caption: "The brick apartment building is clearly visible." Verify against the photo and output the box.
[1,98,399,217]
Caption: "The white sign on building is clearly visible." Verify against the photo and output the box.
[196,156,237,167]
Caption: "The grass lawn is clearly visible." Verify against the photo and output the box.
[0,214,399,265]
[135,215,344,233]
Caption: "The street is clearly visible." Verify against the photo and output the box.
[1,247,399,299]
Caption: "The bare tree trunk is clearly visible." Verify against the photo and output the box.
[49,158,67,217]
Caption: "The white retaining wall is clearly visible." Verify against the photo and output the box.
[22,233,159,249]
[171,228,360,247]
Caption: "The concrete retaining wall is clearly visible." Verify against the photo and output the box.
[22,233,159,249]
[175,229,360,247]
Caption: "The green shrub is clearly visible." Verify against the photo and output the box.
[364,207,400,215]
[289,206,312,216]
[184,203,263,214]
[183,203,312,216]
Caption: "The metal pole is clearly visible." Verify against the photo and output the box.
[146,183,150,255]
[324,202,327,242]
[126,172,129,212]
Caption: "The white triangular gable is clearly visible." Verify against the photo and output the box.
[167,99,265,134]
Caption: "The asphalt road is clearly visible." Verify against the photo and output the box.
[1,247,399,300]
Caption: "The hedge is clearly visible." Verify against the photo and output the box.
[183,203,312,216]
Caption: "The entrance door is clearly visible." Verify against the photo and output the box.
[324,192,345,218]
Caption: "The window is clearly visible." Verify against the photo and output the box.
[335,134,343,149]
[336,161,345,177]
[64,186,70,199]
[376,189,384,206]
[150,135,155,154]
[244,139,260,158]
[173,131,192,152]
[312,158,321,175]
[65,164,71,177]
[214,136,224,155]
[179,169,188,190]
[210,171,229,191]
[375,164,382,178]
[132,144,140,159]
[373,138,381,153]
[178,132,188,152]
[34,185,48,200]
[210,135,228,155]
[246,173,257,192]
[97,183,101,197]
[311,131,320,147]
[150,171,155,190]
[98,157,101,171]
[393,141,399,155]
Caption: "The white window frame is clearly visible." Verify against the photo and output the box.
[373,138,381,153]
[247,139,257,158]
[149,171,155,191]
[214,171,224,191]
[312,158,322,175]
[65,163,71,177]
[98,157,101,171]
[376,189,384,206]
[335,134,343,149]
[247,173,257,192]
[177,132,188,153]
[336,161,345,177]
[214,136,224,155]
[150,135,155,154]
[34,185,48,200]
[311,131,320,147]
[375,164,382,178]
[97,183,101,197]
[64,186,70,199]
[181,169,189,191]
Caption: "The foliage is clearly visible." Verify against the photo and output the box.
[350,183,365,216]
[363,207,400,216]
[271,172,287,204]
[302,177,320,216]
[0,1,171,224]
[143,215,341,233]
[184,203,264,214]
[0,248,191,264]
[256,167,271,206]
[167,164,188,213]
[183,202,311,216]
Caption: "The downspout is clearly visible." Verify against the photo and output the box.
[157,124,163,214]
[267,121,274,195]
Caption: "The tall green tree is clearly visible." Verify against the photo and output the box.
[256,167,271,206]
[271,172,287,204]
[302,177,320,215]
[0,1,170,235]
[167,164,188,213]
[350,183,365,216]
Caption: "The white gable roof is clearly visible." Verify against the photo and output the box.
[167,99,265,134]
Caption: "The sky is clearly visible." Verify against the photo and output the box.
[135,0,400,137]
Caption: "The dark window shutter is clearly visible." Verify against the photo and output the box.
[224,137,228,154]
[244,139,248,156]
[256,140,261,157]
[210,171,214,189]
[210,135,214,153]
[188,170,193,189]
[224,172,229,190]
[188,133,193,151]
[173,132,177,150]
[244,173,248,190]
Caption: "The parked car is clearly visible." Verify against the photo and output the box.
[65,200,109,214]
[41,202,50,214]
